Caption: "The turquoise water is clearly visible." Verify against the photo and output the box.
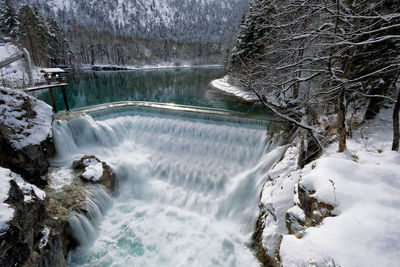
[37,67,268,116]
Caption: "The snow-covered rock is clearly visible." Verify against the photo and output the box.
[0,87,52,150]
[73,155,116,191]
[0,167,46,233]
[80,158,104,182]
[0,167,76,267]
[254,146,300,266]
[0,87,54,185]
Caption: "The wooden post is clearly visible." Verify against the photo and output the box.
[61,85,70,111]
[48,88,57,113]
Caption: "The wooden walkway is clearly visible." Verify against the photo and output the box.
[24,83,70,113]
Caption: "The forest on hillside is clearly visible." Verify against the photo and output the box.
[0,0,249,67]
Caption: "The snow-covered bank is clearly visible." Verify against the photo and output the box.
[77,63,223,72]
[259,106,400,266]
[211,75,258,101]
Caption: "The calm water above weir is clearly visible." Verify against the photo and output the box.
[36,67,269,116]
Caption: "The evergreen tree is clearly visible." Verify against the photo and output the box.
[17,5,49,66]
[0,0,18,38]
[229,0,273,72]
[46,16,70,66]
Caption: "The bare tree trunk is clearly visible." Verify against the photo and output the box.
[293,20,308,100]
[337,43,356,152]
[393,91,400,151]
[338,88,347,152]
[365,82,389,120]
[392,73,400,151]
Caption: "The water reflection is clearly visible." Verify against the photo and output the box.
[36,67,268,116]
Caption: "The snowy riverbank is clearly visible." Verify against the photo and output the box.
[210,76,258,101]
[259,105,400,266]
[77,63,223,72]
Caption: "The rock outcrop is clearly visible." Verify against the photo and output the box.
[254,146,336,267]
[0,88,54,187]
[72,155,116,191]
[0,169,74,267]
[0,89,79,266]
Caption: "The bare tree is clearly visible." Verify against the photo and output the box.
[392,72,400,151]
[227,0,400,154]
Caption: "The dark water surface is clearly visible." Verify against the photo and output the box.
[36,67,270,117]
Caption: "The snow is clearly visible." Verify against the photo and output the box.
[38,226,50,249]
[210,75,258,101]
[286,205,305,222]
[0,87,53,150]
[0,43,42,88]
[13,174,46,201]
[259,146,300,260]
[81,158,103,182]
[281,151,400,266]
[261,106,400,266]
[0,167,46,232]
[40,68,65,73]
[0,168,13,232]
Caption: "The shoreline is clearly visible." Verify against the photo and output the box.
[74,63,223,72]
[210,75,258,102]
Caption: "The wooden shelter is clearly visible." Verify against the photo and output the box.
[24,68,70,113]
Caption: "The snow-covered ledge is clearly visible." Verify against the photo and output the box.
[210,75,258,101]
[0,87,54,185]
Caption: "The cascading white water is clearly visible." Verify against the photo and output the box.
[67,185,113,246]
[51,107,285,267]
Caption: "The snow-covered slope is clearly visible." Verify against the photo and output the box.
[14,0,249,43]
[0,87,52,150]
[259,106,400,266]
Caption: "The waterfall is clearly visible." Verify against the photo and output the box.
[68,185,113,246]
[51,106,285,266]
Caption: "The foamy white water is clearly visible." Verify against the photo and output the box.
[51,108,284,267]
